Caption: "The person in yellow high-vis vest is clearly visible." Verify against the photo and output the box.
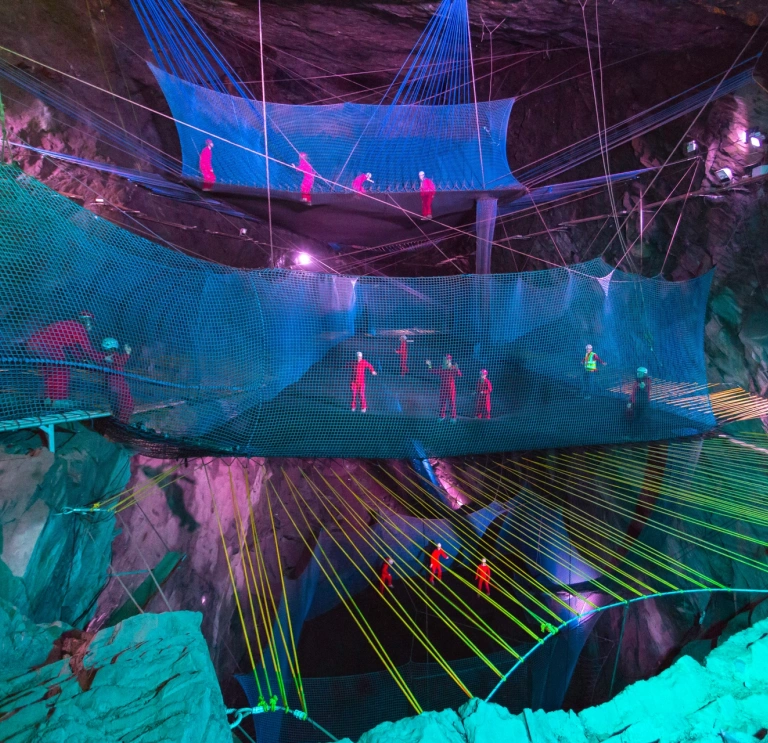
[582,343,606,399]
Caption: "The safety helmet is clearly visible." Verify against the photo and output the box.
[205,138,213,147]
[481,369,488,375]
[637,367,648,376]
[102,337,119,351]
[299,152,308,158]
[366,172,372,179]
[418,170,425,178]
[445,354,452,360]
[586,344,593,350]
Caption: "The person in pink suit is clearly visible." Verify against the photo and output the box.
[475,369,492,419]
[199,139,215,191]
[426,354,462,422]
[350,351,377,413]
[395,335,409,376]
[298,152,315,205]
[352,172,373,194]
[27,311,103,404]
[101,337,134,423]
[429,542,448,583]
[418,170,436,219]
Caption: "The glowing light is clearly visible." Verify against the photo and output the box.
[738,130,748,143]
[297,252,312,266]
[751,134,763,148]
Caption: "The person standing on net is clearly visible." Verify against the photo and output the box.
[426,354,462,422]
[429,542,448,583]
[379,557,395,593]
[395,335,410,376]
[582,343,606,399]
[298,152,315,205]
[350,351,377,413]
[101,337,134,424]
[475,558,491,595]
[27,311,103,407]
[627,366,651,420]
[419,170,436,220]
[475,369,492,419]
[352,172,374,194]
[199,139,215,191]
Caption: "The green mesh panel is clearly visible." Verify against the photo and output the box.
[0,163,714,457]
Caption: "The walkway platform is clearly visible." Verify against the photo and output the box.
[0,410,111,453]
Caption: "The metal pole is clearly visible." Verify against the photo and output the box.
[608,602,629,699]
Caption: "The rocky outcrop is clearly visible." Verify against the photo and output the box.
[0,604,231,743]
[0,425,130,627]
[340,615,768,743]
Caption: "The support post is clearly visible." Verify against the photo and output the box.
[475,196,497,274]
[39,423,55,453]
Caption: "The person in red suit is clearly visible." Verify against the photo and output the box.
[418,170,436,219]
[352,172,373,193]
[475,369,492,419]
[379,557,394,593]
[475,558,491,595]
[426,354,462,422]
[27,311,102,404]
[351,351,377,413]
[199,139,215,191]
[395,335,410,376]
[429,542,448,583]
[101,338,134,424]
[298,153,315,205]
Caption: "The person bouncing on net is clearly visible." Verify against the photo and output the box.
[101,338,134,424]
[298,152,315,205]
[627,366,651,420]
[419,170,436,220]
[352,172,374,194]
[379,557,395,593]
[582,343,606,399]
[429,542,448,583]
[351,351,377,413]
[199,139,215,191]
[395,335,410,376]
[426,354,462,422]
[27,310,103,407]
[475,368,492,419]
[475,557,491,595]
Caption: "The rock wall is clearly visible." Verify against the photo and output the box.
[339,614,768,743]
[0,425,130,627]
[0,602,231,743]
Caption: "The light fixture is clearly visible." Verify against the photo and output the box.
[715,167,733,184]
[738,129,748,144]
[95,197,105,203]
[297,252,312,266]
[684,140,699,155]
[239,227,248,236]
[749,130,765,148]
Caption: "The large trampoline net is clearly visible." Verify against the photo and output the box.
[0,163,714,457]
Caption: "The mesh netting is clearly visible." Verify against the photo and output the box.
[0,163,714,457]
[151,66,519,194]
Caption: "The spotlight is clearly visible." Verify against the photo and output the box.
[684,140,699,155]
[738,130,748,144]
[749,130,765,148]
[297,252,312,266]
[715,167,733,184]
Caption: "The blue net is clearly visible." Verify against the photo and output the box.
[0,163,714,457]
[151,66,519,194]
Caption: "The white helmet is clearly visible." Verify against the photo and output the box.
[418,170,425,178]
[637,367,648,376]
[102,337,119,351]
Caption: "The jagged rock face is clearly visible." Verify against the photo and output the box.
[0,603,231,743]
[0,426,130,627]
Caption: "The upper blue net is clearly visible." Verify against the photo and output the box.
[0,164,714,458]
[151,66,518,194]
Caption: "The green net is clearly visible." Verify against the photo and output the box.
[0,163,713,457]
